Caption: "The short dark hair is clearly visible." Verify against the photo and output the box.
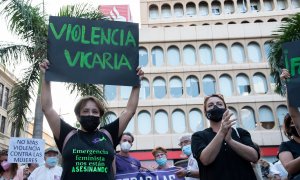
[122,132,134,142]
[203,94,227,114]
[74,96,106,117]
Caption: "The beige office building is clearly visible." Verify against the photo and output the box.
[103,0,300,164]
[0,64,17,149]
[0,64,55,150]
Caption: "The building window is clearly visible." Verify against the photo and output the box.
[248,42,262,62]
[162,4,171,18]
[104,85,117,101]
[139,47,148,67]
[224,0,235,14]
[259,106,275,129]
[264,0,274,11]
[174,3,184,17]
[264,41,271,60]
[0,83,3,107]
[153,77,167,99]
[189,109,204,132]
[138,111,151,134]
[170,77,183,98]
[167,46,180,66]
[172,109,186,133]
[277,0,287,10]
[237,0,248,13]
[186,75,200,97]
[125,117,134,133]
[140,78,150,99]
[149,5,159,19]
[215,44,228,64]
[250,0,261,12]
[155,110,169,134]
[186,2,196,16]
[231,43,246,63]
[219,74,233,97]
[269,75,276,92]
[253,73,268,94]
[241,107,256,130]
[152,46,164,67]
[104,112,117,123]
[199,1,209,16]
[0,83,4,106]
[277,105,288,126]
[183,45,196,65]
[229,107,239,127]
[291,0,300,8]
[3,88,9,109]
[212,1,222,15]
[236,74,251,96]
[120,86,131,100]
[202,75,216,95]
[199,44,213,64]
[0,116,6,133]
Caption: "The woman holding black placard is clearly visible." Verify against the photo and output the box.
[39,59,143,180]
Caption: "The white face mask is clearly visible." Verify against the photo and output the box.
[120,141,132,152]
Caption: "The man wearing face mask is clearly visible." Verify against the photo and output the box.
[191,94,259,180]
[116,132,141,174]
[28,147,62,180]
[175,135,199,180]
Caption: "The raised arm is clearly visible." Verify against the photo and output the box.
[280,69,300,135]
[40,60,60,139]
[118,67,144,136]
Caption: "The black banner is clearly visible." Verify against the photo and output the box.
[282,40,300,107]
[47,16,139,86]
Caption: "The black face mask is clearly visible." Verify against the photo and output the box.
[291,126,300,138]
[206,105,226,122]
[79,116,100,132]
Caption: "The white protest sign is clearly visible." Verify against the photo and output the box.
[8,137,45,163]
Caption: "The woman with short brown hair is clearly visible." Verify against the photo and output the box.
[191,94,259,180]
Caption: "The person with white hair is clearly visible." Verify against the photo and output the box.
[175,135,199,180]
[28,147,62,180]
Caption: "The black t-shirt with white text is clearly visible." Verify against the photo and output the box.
[54,119,119,180]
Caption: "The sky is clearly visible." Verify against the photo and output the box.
[0,0,140,134]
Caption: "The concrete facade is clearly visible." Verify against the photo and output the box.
[104,0,300,161]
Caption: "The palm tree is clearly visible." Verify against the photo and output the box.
[268,13,300,95]
[0,0,106,138]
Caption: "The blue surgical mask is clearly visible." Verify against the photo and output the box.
[46,157,58,167]
[182,145,192,156]
[156,157,167,166]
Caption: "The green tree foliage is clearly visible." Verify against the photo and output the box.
[0,0,107,137]
[268,13,300,95]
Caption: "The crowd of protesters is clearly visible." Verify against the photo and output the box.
[1,62,299,180]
